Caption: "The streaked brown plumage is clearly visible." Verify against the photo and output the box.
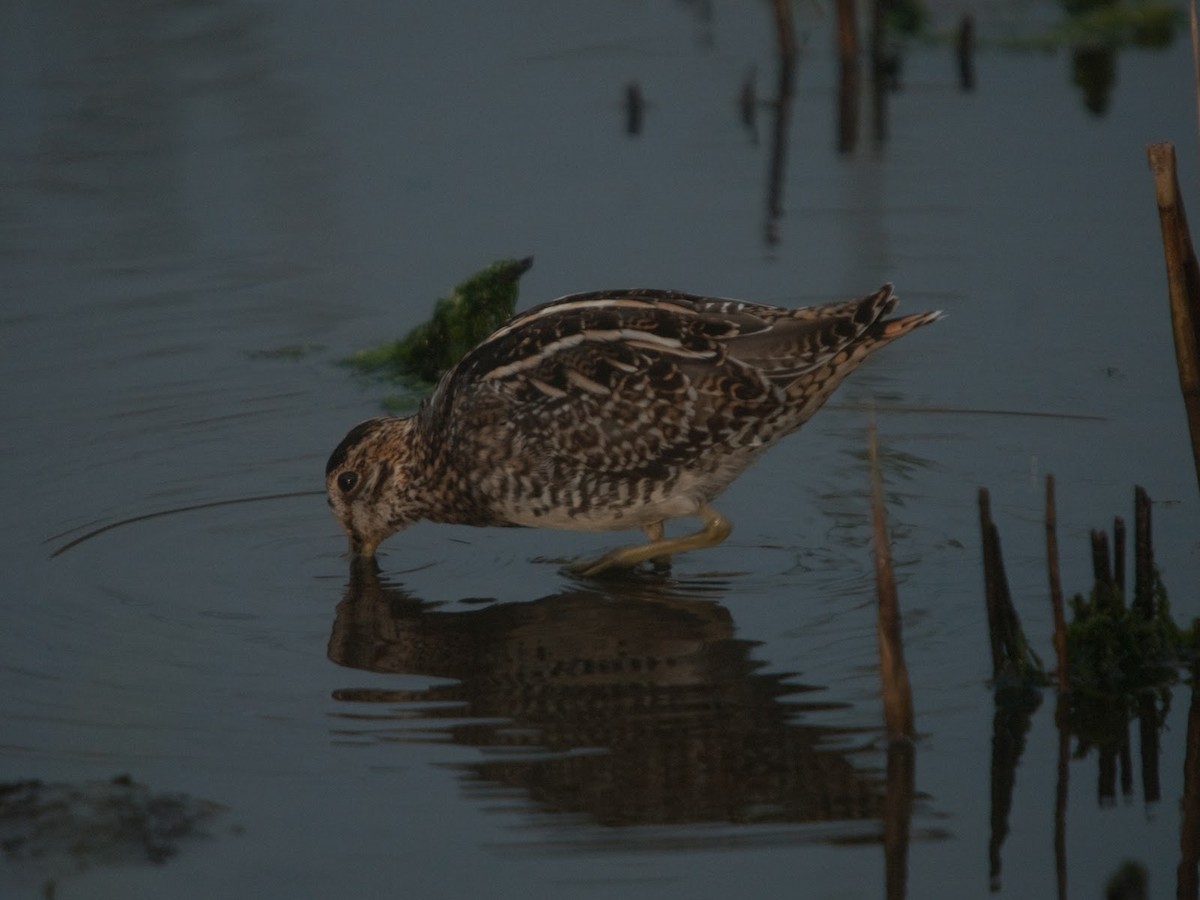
[326,284,939,574]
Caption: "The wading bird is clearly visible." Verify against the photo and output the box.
[326,284,938,575]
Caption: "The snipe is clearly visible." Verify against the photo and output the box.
[326,284,939,575]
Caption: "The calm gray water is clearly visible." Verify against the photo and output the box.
[2,1,1198,897]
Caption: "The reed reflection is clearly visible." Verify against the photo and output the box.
[988,679,1186,896]
[328,561,887,835]
[1180,666,1200,899]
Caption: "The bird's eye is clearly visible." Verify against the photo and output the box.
[337,471,360,494]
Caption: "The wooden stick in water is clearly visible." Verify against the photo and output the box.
[1147,142,1200,492]
[1113,515,1126,599]
[868,422,915,741]
[1090,529,1112,593]
[1133,485,1155,618]
[1045,475,1069,695]
[979,488,1005,680]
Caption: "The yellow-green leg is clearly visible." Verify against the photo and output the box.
[642,521,670,572]
[571,504,732,577]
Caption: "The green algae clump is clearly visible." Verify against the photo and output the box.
[346,256,533,386]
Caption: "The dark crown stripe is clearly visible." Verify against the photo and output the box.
[326,418,386,475]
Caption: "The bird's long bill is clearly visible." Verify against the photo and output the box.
[349,531,380,558]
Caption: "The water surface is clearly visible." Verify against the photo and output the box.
[2,1,1198,897]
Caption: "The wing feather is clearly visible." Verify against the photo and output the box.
[431,284,912,482]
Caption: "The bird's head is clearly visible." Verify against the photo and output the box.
[325,417,422,557]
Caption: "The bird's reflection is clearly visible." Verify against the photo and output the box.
[328,561,887,835]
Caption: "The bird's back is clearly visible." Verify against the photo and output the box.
[417,285,937,529]
[439,283,934,418]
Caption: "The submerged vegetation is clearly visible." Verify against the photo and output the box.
[0,775,224,873]
[982,482,1197,699]
[344,256,533,391]
[341,256,533,411]
[1066,557,1188,695]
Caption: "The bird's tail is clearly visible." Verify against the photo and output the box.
[875,308,944,340]
[781,294,942,419]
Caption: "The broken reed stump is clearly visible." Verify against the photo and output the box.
[868,422,915,741]
[978,488,1045,687]
[1083,488,1154,625]
[1112,515,1126,598]
[1147,142,1200,493]
[867,422,918,896]
[1132,484,1155,618]
[1090,528,1112,589]
[1045,476,1069,695]
[979,488,1006,677]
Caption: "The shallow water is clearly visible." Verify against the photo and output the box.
[2,1,1199,897]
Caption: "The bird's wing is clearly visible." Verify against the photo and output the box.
[471,285,902,389]
[431,285,920,467]
[438,291,781,470]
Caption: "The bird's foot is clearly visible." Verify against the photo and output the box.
[567,505,732,578]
